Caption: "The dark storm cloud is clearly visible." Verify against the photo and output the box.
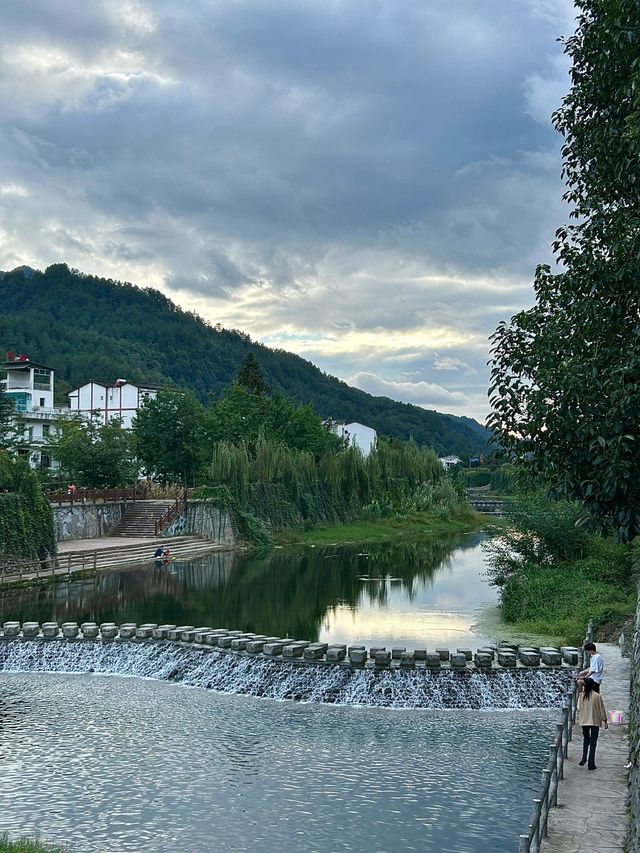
[0,0,575,418]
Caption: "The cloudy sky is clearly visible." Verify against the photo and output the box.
[0,0,576,421]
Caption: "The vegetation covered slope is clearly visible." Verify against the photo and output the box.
[0,263,489,454]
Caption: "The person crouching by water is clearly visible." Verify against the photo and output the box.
[578,677,608,770]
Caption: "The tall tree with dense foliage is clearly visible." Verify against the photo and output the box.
[49,416,137,488]
[133,390,204,485]
[489,0,640,540]
[236,352,268,396]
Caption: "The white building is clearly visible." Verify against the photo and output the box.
[439,454,462,471]
[1,352,73,469]
[68,379,160,429]
[331,421,377,457]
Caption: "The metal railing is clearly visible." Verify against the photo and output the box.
[154,488,188,536]
[45,487,137,505]
[518,626,590,852]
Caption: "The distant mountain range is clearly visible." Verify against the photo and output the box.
[0,264,490,455]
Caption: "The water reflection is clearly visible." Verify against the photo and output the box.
[0,533,497,647]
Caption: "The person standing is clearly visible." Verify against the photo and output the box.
[578,641,604,692]
[577,677,608,770]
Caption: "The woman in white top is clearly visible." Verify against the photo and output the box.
[577,677,608,770]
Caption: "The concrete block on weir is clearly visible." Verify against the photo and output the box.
[369,647,386,658]
[81,622,96,632]
[456,648,473,661]
[230,638,249,651]
[3,622,20,637]
[435,649,450,661]
[391,648,406,660]
[217,636,233,648]
[167,626,194,641]
[477,648,495,660]
[42,624,60,639]
[541,650,562,666]
[563,650,579,665]
[119,624,138,639]
[474,652,493,669]
[348,645,365,653]
[497,651,517,667]
[349,648,368,665]
[304,645,326,661]
[414,649,427,661]
[82,626,100,639]
[425,654,441,669]
[152,625,176,640]
[374,650,392,667]
[22,622,40,638]
[180,630,198,642]
[263,643,284,656]
[62,625,79,639]
[519,651,541,667]
[326,647,346,662]
[100,624,118,640]
[400,651,415,668]
[61,622,78,629]
[283,644,305,658]
[245,640,266,653]
[450,653,468,669]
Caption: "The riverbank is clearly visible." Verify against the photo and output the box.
[0,837,65,853]
[271,508,485,546]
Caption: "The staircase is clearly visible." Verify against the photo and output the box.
[111,500,175,537]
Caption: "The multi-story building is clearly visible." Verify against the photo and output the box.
[68,379,161,429]
[1,352,73,469]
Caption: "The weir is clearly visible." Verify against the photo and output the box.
[0,620,576,709]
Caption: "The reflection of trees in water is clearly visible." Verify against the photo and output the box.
[0,536,468,642]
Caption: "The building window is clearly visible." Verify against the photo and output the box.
[43,424,50,437]
[39,452,51,469]
[39,397,45,407]
[33,368,51,391]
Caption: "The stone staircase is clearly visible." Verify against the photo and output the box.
[111,500,175,537]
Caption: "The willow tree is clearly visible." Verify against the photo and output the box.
[489,0,640,540]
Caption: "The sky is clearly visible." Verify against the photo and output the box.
[0,0,577,422]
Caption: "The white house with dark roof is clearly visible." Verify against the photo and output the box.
[1,352,73,469]
[68,379,161,429]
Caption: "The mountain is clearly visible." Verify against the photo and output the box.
[0,263,490,455]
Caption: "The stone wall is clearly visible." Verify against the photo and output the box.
[161,501,235,548]
[53,502,127,542]
[628,592,640,851]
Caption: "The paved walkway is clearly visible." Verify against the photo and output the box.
[541,642,629,852]
[58,536,161,553]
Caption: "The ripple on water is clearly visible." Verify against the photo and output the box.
[0,672,556,853]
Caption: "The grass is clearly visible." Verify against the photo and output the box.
[272,508,485,546]
[0,837,66,853]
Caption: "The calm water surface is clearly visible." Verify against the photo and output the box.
[0,533,497,648]
[0,672,553,853]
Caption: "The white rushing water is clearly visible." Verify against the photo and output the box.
[0,639,571,708]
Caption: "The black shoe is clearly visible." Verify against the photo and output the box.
[579,759,586,766]
[588,765,597,770]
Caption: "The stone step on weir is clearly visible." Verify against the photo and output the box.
[0,623,576,675]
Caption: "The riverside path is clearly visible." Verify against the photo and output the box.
[541,642,630,852]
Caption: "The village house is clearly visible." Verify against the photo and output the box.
[329,420,377,457]
[1,352,73,469]
[68,379,161,429]
[439,454,462,471]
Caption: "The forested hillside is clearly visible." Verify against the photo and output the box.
[0,264,490,454]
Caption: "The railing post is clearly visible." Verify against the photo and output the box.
[519,835,530,853]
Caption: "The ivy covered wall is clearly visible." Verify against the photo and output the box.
[0,453,56,561]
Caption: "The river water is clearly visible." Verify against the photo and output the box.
[0,532,498,649]
[0,533,559,851]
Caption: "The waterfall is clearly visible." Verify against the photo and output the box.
[0,639,572,709]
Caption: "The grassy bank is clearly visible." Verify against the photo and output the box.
[484,493,636,645]
[272,508,484,546]
[0,837,66,853]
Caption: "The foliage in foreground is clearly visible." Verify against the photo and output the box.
[483,492,634,643]
[0,454,56,561]
[0,835,66,853]
[488,0,640,540]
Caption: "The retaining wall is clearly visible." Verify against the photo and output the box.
[628,592,640,851]
[161,501,235,547]
[53,502,128,542]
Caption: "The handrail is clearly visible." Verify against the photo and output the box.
[518,631,587,852]
[154,488,188,536]
[45,487,137,506]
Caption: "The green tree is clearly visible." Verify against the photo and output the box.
[236,352,268,396]
[49,416,137,488]
[0,385,26,455]
[488,0,640,540]
[133,390,204,485]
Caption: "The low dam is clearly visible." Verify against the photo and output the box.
[1,620,576,709]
